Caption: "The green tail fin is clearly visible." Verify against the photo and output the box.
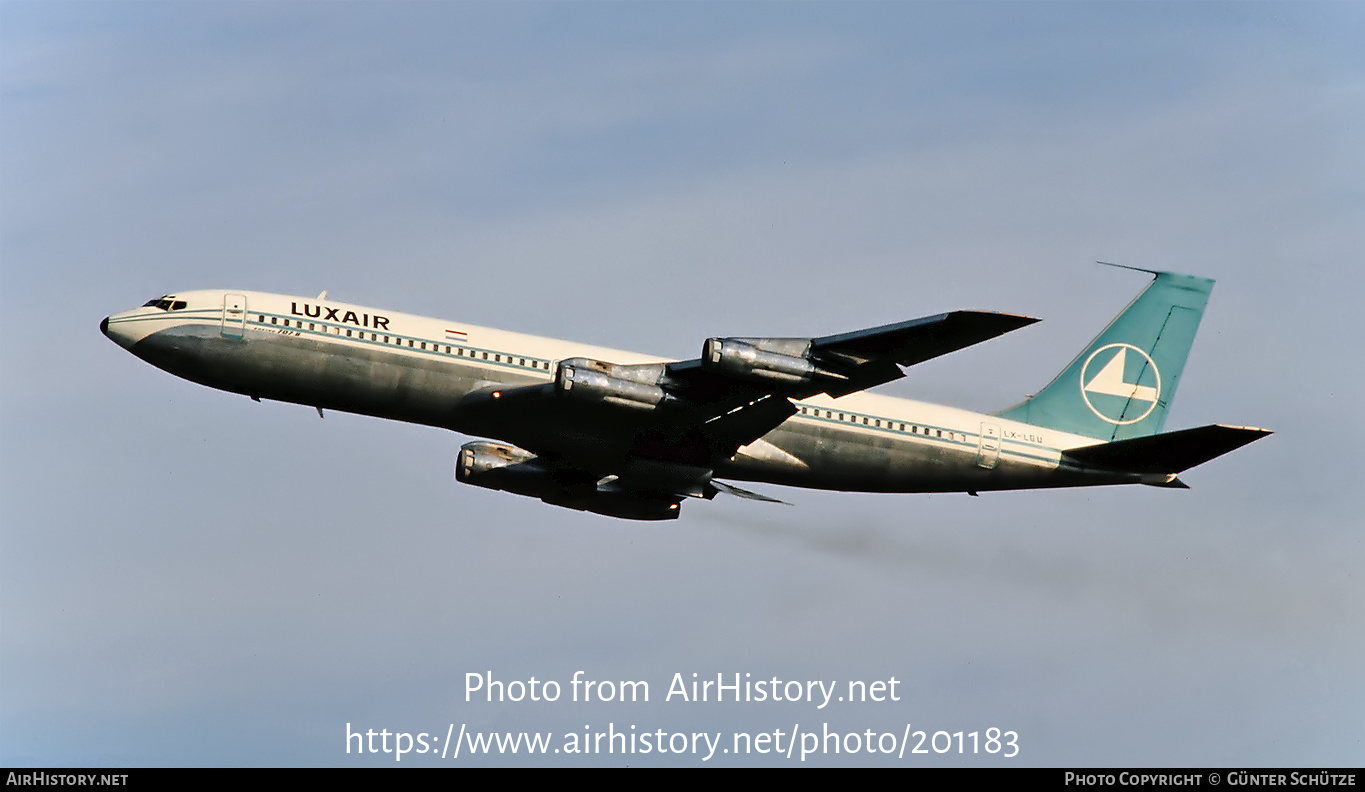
[996,265,1214,441]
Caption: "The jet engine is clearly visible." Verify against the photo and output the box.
[554,358,671,411]
[701,337,845,385]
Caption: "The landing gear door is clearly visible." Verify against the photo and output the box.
[977,422,1000,470]
[222,293,247,339]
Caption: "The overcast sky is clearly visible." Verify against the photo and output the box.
[2,1,1362,766]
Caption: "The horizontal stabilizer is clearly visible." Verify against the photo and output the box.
[1063,424,1271,474]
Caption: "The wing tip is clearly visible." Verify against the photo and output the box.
[1216,424,1273,436]
[711,480,791,505]
[952,309,1041,328]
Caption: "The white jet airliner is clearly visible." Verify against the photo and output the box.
[102,265,1269,520]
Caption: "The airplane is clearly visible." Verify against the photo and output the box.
[101,265,1269,520]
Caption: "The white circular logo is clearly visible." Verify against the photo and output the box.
[1079,343,1162,425]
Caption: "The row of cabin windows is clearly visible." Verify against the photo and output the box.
[794,405,960,440]
[256,315,552,371]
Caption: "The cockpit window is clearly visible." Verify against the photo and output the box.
[142,295,186,311]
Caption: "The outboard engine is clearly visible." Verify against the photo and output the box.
[701,337,846,386]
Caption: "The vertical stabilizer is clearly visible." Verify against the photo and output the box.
[996,266,1213,441]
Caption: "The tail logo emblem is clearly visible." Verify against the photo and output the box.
[1080,343,1162,425]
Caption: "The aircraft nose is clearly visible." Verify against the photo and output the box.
[101,309,146,350]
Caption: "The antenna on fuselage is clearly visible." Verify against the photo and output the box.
[317,290,328,300]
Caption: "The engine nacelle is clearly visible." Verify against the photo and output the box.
[702,337,824,384]
[456,440,559,499]
[455,440,681,521]
[555,358,668,410]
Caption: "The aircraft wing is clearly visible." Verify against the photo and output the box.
[460,309,1037,504]
[663,309,1039,403]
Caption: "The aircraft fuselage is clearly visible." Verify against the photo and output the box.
[102,289,1143,504]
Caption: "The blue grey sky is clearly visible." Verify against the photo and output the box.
[2,1,1362,766]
